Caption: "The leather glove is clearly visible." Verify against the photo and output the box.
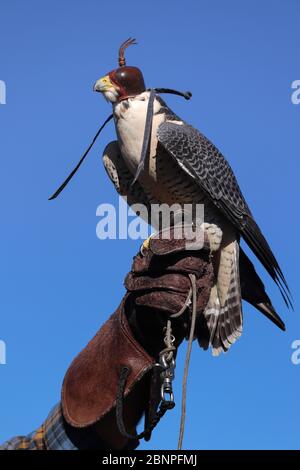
[61,229,213,443]
[125,229,214,358]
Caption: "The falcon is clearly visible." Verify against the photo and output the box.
[52,38,292,356]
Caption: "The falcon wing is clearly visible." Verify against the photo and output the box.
[157,120,292,307]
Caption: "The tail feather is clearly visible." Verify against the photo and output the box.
[198,241,243,356]
[197,285,220,350]
[240,247,285,330]
[198,242,286,355]
[242,217,292,308]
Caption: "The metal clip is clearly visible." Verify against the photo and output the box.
[159,353,175,405]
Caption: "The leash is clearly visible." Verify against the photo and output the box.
[178,273,197,450]
[130,88,191,187]
[48,89,191,200]
[48,114,114,200]
[116,273,197,450]
[130,88,156,187]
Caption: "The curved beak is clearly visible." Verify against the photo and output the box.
[93,75,114,93]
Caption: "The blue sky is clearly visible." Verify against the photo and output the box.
[0,0,300,450]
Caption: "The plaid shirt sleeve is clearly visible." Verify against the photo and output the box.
[0,403,107,450]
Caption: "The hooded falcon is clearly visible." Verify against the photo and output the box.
[53,38,292,356]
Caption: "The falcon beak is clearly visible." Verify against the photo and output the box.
[93,75,114,93]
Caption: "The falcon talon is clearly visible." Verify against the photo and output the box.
[140,236,152,256]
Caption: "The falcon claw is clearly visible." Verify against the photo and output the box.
[140,236,152,256]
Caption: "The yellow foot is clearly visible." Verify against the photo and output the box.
[140,236,152,256]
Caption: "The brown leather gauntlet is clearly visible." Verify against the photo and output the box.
[125,234,214,358]
[61,297,154,429]
[61,231,213,441]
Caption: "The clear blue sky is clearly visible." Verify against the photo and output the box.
[0,0,299,450]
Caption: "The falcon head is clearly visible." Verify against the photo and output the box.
[93,38,146,103]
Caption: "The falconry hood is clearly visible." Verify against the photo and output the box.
[108,38,146,100]
[94,38,146,102]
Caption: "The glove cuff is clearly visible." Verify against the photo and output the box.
[61,296,155,428]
